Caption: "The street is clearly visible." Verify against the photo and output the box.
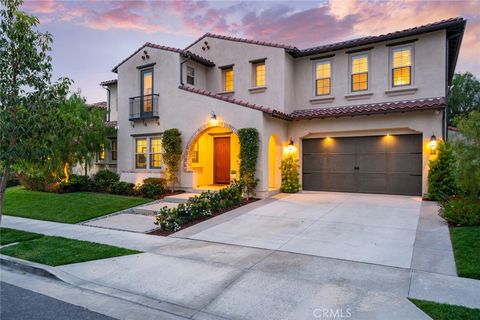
[0,282,115,320]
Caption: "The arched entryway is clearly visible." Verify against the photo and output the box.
[185,124,240,189]
[268,134,281,190]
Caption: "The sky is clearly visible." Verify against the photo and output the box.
[21,0,480,103]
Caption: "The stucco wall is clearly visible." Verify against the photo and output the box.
[292,31,447,110]
[188,37,290,112]
[107,84,118,122]
[287,110,444,196]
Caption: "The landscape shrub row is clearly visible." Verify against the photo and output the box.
[155,181,244,232]
[53,170,168,199]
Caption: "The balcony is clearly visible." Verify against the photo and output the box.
[129,94,159,121]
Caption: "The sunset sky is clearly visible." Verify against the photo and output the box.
[22,0,480,103]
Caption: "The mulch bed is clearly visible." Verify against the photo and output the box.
[155,190,185,200]
[147,198,258,237]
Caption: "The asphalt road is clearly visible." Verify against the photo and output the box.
[0,282,116,320]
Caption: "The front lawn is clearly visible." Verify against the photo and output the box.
[0,227,44,245]
[410,299,480,320]
[450,226,480,279]
[0,228,140,266]
[4,186,151,224]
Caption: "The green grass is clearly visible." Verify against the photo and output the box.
[4,186,150,223]
[450,226,480,279]
[0,227,44,245]
[0,228,140,266]
[410,299,480,320]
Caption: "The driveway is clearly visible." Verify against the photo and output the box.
[186,192,422,268]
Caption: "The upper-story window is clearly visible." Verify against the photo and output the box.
[254,62,266,87]
[351,53,369,92]
[391,46,412,87]
[186,66,195,85]
[141,68,153,113]
[223,67,234,91]
[315,60,331,96]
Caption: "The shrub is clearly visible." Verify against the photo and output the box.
[111,181,136,196]
[281,156,300,193]
[238,128,259,199]
[453,111,480,199]
[155,181,243,231]
[19,174,55,192]
[139,183,165,199]
[93,169,119,192]
[58,175,93,193]
[428,141,458,201]
[162,129,182,192]
[143,177,167,187]
[440,197,480,226]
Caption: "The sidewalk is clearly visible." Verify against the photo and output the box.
[2,215,480,319]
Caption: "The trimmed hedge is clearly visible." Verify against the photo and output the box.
[441,197,480,226]
[111,181,136,196]
[93,169,119,192]
[155,181,243,231]
[281,156,301,193]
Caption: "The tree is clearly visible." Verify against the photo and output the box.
[448,72,480,125]
[162,129,182,192]
[0,0,71,222]
[452,111,480,199]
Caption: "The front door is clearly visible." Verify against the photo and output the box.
[214,137,231,184]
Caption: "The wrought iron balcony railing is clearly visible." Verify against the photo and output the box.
[129,94,159,121]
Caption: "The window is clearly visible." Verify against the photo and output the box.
[141,68,153,113]
[254,62,266,87]
[135,138,147,169]
[315,61,331,96]
[150,137,162,169]
[186,66,195,85]
[99,144,105,161]
[111,140,117,161]
[224,68,234,91]
[392,46,412,87]
[351,54,369,92]
[192,141,199,163]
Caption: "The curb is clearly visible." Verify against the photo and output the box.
[0,255,58,280]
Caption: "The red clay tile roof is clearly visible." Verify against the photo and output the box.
[290,97,446,120]
[178,85,293,120]
[112,43,215,72]
[87,101,107,109]
[100,79,117,86]
[185,32,297,51]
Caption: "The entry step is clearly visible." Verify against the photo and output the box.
[163,193,198,204]
[133,202,179,215]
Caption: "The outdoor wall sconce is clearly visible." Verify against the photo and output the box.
[429,134,438,154]
[210,111,218,126]
[285,139,297,154]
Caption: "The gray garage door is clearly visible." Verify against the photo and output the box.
[302,134,422,195]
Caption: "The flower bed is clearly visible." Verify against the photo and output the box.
[155,181,244,232]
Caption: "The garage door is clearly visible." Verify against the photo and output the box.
[302,134,422,195]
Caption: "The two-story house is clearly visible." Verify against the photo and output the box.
[98,17,465,198]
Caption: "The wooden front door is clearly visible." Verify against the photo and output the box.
[214,137,231,184]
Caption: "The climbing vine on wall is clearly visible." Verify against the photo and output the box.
[238,128,259,199]
[162,128,182,192]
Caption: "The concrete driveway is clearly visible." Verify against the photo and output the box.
[186,192,422,268]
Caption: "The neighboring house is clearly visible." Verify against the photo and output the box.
[98,17,465,198]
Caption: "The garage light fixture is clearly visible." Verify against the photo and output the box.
[429,134,437,154]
